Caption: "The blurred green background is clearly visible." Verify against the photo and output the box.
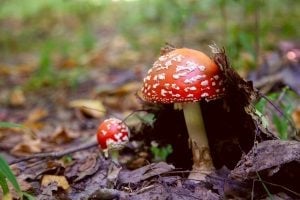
[0,0,299,91]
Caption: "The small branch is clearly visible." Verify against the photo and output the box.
[253,73,283,89]
[9,139,98,165]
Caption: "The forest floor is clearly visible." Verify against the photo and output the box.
[0,1,300,199]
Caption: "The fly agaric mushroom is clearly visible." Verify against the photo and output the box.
[96,118,130,159]
[141,48,225,180]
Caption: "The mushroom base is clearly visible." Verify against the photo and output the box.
[188,142,215,180]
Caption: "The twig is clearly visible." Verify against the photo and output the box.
[256,172,274,200]
[260,92,298,136]
[251,179,255,200]
[9,138,98,165]
[253,177,300,197]
[253,73,283,89]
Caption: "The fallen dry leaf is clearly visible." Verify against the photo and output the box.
[37,182,58,200]
[107,163,122,187]
[0,192,13,200]
[69,99,106,118]
[49,126,79,144]
[24,107,48,132]
[10,136,42,156]
[26,107,48,123]
[292,106,300,130]
[74,153,100,182]
[9,88,26,107]
[17,178,33,192]
[108,81,141,96]
[118,162,175,185]
[41,175,70,190]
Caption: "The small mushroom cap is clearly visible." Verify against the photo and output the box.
[96,118,130,151]
[141,48,225,103]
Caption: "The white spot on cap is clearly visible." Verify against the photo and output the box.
[198,65,206,71]
[101,130,107,136]
[187,94,194,97]
[164,83,170,89]
[201,93,209,97]
[184,74,206,84]
[165,60,172,67]
[172,94,181,97]
[212,82,216,86]
[157,73,166,80]
[114,132,123,140]
[172,55,184,62]
[147,68,153,74]
[186,61,197,68]
[184,86,197,92]
[171,84,180,90]
[153,83,159,89]
[161,89,167,96]
[173,74,180,79]
[159,55,168,61]
[145,75,151,81]
[214,75,219,80]
[201,80,209,86]
[122,135,129,142]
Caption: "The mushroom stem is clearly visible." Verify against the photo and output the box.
[181,102,215,180]
[109,149,120,164]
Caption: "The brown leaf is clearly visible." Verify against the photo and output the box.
[49,126,79,144]
[292,106,300,130]
[118,162,174,185]
[26,107,48,123]
[69,99,105,118]
[231,140,300,180]
[38,182,58,200]
[107,163,122,187]
[17,178,33,192]
[24,107,48,131]
[41,175,70,190]
[74,153,100,182]
[109,81,141,96]
[9,88,26,107]
[10,136,42,156]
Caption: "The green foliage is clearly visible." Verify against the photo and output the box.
[1,0,299,69]
[0,171,10,198]
[150,143,173,162]
[0,122,34,199]
[0,156,21,196]
[0,122,23,129]
[62,155,73,164]
[0,0,299,90]
[255,88,298,139]
[23,41,86,91]
[136,113,156,128]
[0,155,35,199]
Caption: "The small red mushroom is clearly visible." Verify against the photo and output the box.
[141,48,225,180]
[96,118,130,158]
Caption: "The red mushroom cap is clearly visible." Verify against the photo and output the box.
[96,118,130,151]
[141,48,225,103]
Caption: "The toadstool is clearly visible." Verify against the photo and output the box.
[96,118,130,160]
[141,48,225,180]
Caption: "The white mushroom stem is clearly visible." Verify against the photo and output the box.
[109,149,120,164]
[179,102,215,180]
